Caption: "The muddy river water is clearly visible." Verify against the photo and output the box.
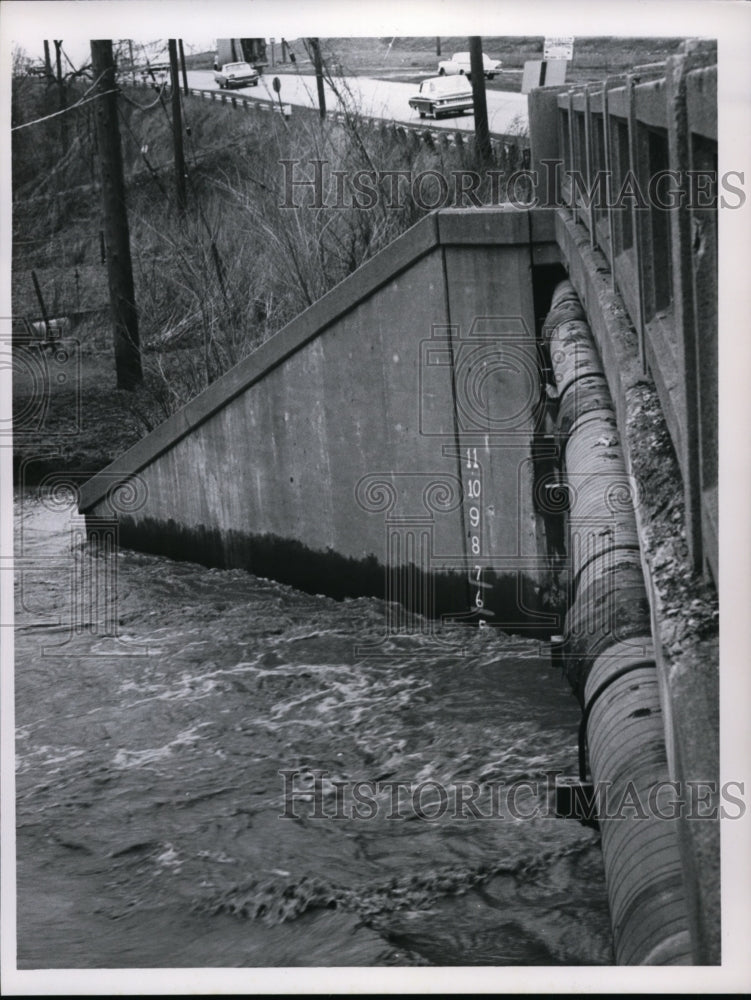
[14,493,613,967]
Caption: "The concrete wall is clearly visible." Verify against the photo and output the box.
[80,208,559,632]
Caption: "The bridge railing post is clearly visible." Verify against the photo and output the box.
[665,51,712,575]
[527,85,568,208]
[625,73,649,375]
[546,42,717,582]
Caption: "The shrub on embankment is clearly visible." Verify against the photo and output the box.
[13,65,526,468]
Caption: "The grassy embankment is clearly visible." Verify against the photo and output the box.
[263,36,687,91]
[12,34,684,484]
[12,61,525,485]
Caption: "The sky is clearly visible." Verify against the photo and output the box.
[14,37,214,73]
[5,0,736,74]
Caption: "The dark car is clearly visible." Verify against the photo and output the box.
[213,61,259,89]
[408,74,474,119]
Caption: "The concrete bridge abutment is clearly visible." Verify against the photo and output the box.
[79,198,719,964]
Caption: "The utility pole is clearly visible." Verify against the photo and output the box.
[43,40,53,84]
[468,37,492,166]
[54,40,67,153]
[90,40,142,390]
[308,38,326,120]
[168,39,187,212]
[178,39,189,96]
[436,37,441,57]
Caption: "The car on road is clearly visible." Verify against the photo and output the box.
[408,74,474,119]
[437,52,503,80]
[213,61,259,89]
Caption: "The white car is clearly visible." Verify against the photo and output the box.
[437,51,503,80]
[213,61,259,89]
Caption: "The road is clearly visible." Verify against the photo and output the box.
[185,70,528,137]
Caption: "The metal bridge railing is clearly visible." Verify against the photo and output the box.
[532,42,717,581]
[125,77,528,159]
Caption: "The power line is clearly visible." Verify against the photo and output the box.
[60,43,87,76]
[120,84,169,112]
[77,67,111,101]
[12,88,117,131]
[116,102,171,202]
[134,40,174,130]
